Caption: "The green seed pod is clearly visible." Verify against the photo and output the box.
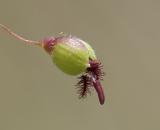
[43,36,96,75]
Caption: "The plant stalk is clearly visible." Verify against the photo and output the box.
[0,23,41,46]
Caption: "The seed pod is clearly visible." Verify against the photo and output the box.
[43,36,97,75]
[43,36,105,105]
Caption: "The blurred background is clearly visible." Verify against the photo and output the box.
[0,0,160,130]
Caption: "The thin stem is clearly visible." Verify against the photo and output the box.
[0,23,41,46]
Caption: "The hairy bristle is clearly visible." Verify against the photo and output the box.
[76,60,105,105]
[87,60,105,80]
[76,75,92,98]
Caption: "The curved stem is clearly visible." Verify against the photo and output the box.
[0,23,41,46]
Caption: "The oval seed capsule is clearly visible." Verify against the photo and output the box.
[43,36,96,75]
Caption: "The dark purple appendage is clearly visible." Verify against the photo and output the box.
[77,59,105,105]
[89,60,105,105]
[92,79,105,105]
[77,75,91,98]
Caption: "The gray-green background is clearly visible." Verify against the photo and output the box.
[0,0,160,130]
